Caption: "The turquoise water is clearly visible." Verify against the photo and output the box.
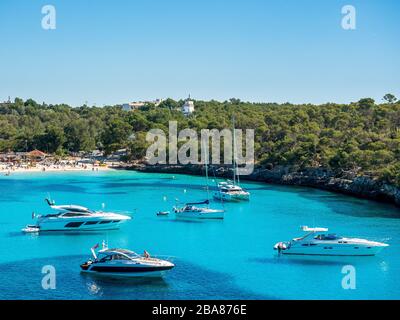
[0,170,399,300]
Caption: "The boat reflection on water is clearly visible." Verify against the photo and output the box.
[271,254,385,266]
[82,272,170,288]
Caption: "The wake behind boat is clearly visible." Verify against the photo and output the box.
[274,226,389,256]
[22,199,131,232]
[80,241,174,277]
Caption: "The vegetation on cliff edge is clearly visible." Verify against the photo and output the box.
[0,96,399,186]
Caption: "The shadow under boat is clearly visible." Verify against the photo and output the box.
[80,271,171,286]
[249,254,384,267]
[10,230,118,237]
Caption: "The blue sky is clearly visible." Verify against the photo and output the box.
[0,0,399,106]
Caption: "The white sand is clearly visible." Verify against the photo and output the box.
[0,164,113,174]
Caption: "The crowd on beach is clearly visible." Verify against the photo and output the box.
[0,149,125,175]
[0,161,110,175]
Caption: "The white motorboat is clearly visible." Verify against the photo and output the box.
[173,200,224,219]
[274,226,389,256]
[213,181,250,202]
[80,241,174,277]
[24,199,131,232]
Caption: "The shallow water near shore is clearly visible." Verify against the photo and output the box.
[0,170,399,299]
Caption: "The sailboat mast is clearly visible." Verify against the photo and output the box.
[204,140,210,204]
[232,115,236,185]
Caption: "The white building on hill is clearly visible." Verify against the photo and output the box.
[182,96,195,116]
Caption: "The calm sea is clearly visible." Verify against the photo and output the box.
[0,170,399,299]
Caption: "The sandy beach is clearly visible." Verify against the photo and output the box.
[0,163,113,175]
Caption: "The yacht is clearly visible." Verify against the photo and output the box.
[173,200,224,220]
[22,199,131,232]
[213,181,250,202]
[274,226,389,256]
[80,242,174,277]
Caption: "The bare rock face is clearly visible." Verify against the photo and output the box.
[250,166,400,206]
[124,163,400,207]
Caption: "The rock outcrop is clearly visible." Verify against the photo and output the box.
[122,163,400,207]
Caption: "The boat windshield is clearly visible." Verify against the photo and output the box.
[61,212,92,217]
[42,213,62,218]
[98,250,140,261]
[314,234,342,241]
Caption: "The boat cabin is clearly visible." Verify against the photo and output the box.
[314,234,342,241]
[97,249,139,262]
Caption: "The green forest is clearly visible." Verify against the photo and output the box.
[0,96,399,186]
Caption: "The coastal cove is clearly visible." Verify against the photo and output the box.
[0,170,399,299]
[125,164,400,208]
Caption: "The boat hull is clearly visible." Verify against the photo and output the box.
[81,264,174,278]
[81,270,170,278]
[175,211,224,220]
[213,192,249,202]
[36,217,129,231]
[281,244,386,256]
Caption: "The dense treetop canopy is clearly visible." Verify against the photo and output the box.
[0,96,399,186]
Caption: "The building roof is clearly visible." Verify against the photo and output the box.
[27,150,47,157]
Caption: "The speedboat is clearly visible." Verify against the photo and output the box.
[23,199,131,232]
[274,226,389,256]
[80,241,174,277]
[173,200,224,219]
[213,181,250,202]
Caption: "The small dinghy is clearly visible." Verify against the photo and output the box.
[22,225,40,233]
[157,211,170,216]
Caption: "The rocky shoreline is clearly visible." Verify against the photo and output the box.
[118,163,400,208]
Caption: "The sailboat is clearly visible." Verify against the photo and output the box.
[173,142,224,220]
[213,117,250,202]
